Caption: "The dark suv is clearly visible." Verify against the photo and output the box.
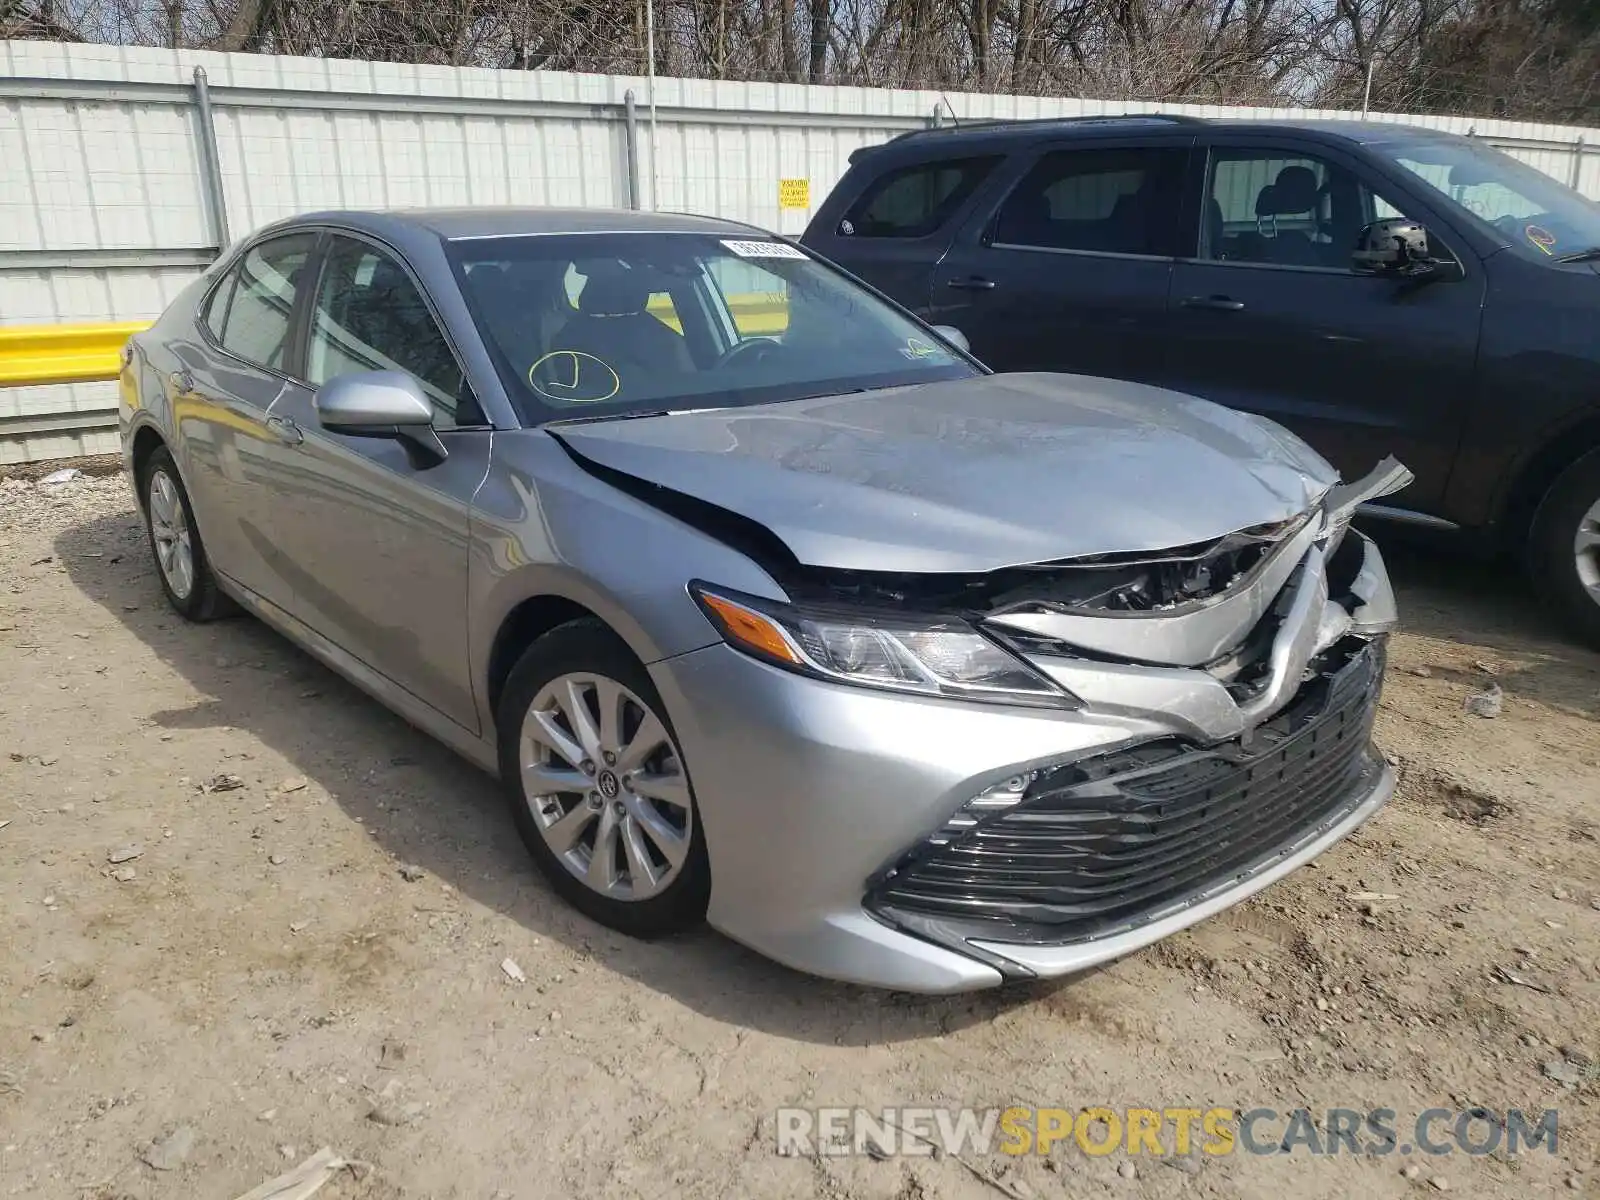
[802,115,1600,647]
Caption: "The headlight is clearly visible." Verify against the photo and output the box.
[689,582,1075,709]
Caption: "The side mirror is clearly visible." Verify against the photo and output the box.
[313,370,447,465]
[1352,218,1453,280]
[315,370,434,430]
[930,324,971,354]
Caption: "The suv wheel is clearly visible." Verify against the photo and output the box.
[1531,447,1600,649]
[140,447,232,621]
[497,618,711,937]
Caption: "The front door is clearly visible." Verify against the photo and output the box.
[1162,137,1486,512]
[266,233,489,733]
[926,138,1193,386]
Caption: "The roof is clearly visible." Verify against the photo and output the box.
[293,206,764,242]
[1207,117,1465,144]
[869,113,1467,158]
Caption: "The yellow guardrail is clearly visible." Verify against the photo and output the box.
[1,294,791,389]
[0,321,148,388]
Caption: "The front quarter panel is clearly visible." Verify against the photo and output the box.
[469,430,790,729]
[1447,254,1600,532]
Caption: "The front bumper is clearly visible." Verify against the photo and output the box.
[648,533,1396,993]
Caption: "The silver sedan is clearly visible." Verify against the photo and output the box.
[120,207,1407,992]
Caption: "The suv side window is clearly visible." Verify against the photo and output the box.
[307,235,468,428]
[842,157,1000,238]
[210,234,316,371]
[1204,147,1425,270]
[992,147,1187,257]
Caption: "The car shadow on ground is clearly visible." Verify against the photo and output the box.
[1366,524,1600,721]
[55,511,1084,1044]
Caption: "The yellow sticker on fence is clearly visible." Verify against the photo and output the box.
[779,179,811,209]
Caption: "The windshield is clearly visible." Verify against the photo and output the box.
[448,232,979,423]
[1372,136,1600,261]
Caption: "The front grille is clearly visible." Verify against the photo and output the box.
[867,639,1385,956]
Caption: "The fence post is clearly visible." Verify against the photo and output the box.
[624,90,642,210]
[1571,136,1586,190]
[191,67,230,250]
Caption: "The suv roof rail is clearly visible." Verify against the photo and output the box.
[882,112,1207,146]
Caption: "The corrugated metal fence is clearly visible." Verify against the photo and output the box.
[4,39,1600,464]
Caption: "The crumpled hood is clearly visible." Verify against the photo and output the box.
[552,372,1338,573]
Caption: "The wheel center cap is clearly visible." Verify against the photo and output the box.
[597,769,621,800]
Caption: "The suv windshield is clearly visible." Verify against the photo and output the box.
[1372,136,1600,262]
[449,232,978,423]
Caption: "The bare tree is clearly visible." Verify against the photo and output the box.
[13,0,1600,120]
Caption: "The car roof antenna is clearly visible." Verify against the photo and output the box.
[940,94,960,127]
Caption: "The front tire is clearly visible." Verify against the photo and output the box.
[1531,447,1600,650]
[497,618,711,937]
[139,447,232,621]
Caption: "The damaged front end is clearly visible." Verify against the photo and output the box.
[837,457,1411,975]
[569,425,1409,980]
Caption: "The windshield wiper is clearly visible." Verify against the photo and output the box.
[545,409,676,427]
[1554,246,1600,263]
[545,405,731,428]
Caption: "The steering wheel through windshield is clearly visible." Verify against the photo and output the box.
[714,337,782,371]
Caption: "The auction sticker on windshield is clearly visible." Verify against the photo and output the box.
[722,239,809,260]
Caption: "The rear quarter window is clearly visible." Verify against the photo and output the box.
[841,156,1001,239]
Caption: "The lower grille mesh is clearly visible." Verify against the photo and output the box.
[867,639,1385,948]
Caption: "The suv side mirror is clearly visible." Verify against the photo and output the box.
[314,370,447,464]
[930,324,971,354]
[1352,218,1457,281]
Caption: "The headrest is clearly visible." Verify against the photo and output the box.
[1270,165,1319,213]
[577,264,652,316]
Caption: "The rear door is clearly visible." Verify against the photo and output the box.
[925,136,1193,384]
[1162,133,1486,510]
[801,153,1004,314]
[176,231,318,610]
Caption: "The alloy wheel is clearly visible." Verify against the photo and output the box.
[519,672,693,901]
[1576,496,1600,607]
[148,468,195,601]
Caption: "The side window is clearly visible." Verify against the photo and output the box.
[842,157,1000,239]
[1204,148,1423,271]
[992,147,1186,257]
[307,237,466,427]
[212,235,314,371]
[202,270,234,342]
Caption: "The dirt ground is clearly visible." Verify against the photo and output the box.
[1,468,1597,1200]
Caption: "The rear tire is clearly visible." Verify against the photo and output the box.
[497,618,711,937]
[1530,447,1600,650]
[139,446,233,621]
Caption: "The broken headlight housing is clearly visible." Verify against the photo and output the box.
[690,582,1076,708]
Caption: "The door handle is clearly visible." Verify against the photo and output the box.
[946,276,997,291]
[265,415,304,446]
[1180,295,1246,312]
[168,369,194,394]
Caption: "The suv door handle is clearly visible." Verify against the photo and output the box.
[265,415,304,446]
[946,276,997,291]
[168,370,194,394]
[1180,295,1246,312]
